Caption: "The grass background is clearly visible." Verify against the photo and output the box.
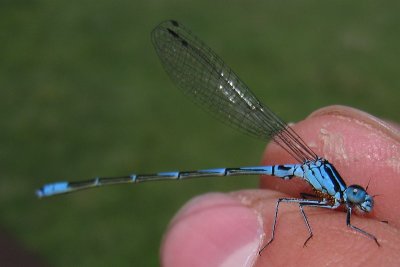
[1,0,399,266]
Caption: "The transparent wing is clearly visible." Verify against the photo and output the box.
[151,20,317,162]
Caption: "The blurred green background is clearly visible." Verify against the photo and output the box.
[1,0,399,266]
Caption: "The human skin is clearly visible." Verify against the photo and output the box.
[160,105,400,267]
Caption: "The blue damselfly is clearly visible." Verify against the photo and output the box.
[37,20,379,251]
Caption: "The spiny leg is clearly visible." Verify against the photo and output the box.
[258,197,284,255]
[346,207,380,246]
[297,201,338,246]
[259,198,332,255]
[299,203,313,247]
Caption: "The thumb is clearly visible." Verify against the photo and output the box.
[160,191,265,267]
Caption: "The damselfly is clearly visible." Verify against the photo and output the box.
[36,20,379,250]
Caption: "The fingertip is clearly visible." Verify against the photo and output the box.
[260,105,400,226]
[160,192,264,267]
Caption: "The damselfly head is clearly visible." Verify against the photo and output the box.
[344,185,374,213]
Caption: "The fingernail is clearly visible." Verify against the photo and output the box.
[161,192,263,267]
[308,105,400,140]
[289,105,400,166]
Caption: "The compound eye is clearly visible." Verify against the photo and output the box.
[345,185,367,204]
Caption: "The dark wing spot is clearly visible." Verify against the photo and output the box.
[167,28,179,39]
[166,28,188,47]
[171,20,179,27]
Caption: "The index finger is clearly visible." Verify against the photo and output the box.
[260,105,400,226]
